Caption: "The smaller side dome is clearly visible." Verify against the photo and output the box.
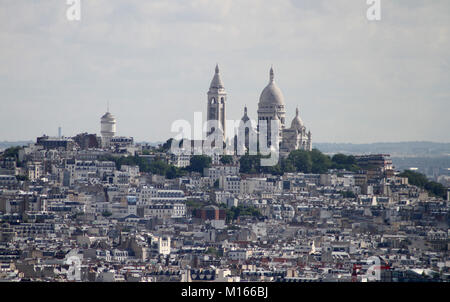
[290,107,304,130]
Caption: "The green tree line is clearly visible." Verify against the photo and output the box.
[399,170,447,199]
[239,149,360,175]
[98,154,215,179]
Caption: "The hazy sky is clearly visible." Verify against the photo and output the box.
[0,0,449,143]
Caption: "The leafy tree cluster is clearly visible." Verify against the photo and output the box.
[342,190,356,199]
[99,154,214,179]
[399,170,447,199]
[330,154,360,172]
[1,146,21,159]
[226,205,262,222]
[239,154,262,174]
[286,149,332,174]
[219,155,233,165]
[239,149,360,175]
[186,199,207,210]
[99,155,185,179]
[206,247,218,256]
[186,155,212,176]
[102,211,112,217]
[1,146,24,166]
[15,175,29,182]
[238,154,282,175]
[158,138,174,152]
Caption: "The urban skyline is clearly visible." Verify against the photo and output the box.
[0,0,449,287]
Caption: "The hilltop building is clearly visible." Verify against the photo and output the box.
[100,111,116,148]
[206,65,312,156]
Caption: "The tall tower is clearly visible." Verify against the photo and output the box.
[207,64,227,140]
[257,67,286,147]
[100,106,116,148]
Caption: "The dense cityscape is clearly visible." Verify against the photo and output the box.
[1,2,450,293]
[0,66,449,283]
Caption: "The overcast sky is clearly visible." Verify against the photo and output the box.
[0,0,449,143]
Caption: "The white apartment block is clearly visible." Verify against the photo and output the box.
[204,165,239,180]
[240,177,279,195]
[137,186,186,205]
[145,203,186,219]
[228,249,251,261]
[219,175,241,194]
[170,153,191,168]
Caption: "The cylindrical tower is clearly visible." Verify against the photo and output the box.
[101,112,116,147]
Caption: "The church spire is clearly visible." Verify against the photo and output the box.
[209,64,225,90]
[296,107,299,117]
[241,105,249,123]
[270,66,274,83]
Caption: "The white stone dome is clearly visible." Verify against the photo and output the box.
[259,67,285,106]
[290,107,304,130]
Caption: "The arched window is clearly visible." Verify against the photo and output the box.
[220,97,225,104]
[211,97,216,104]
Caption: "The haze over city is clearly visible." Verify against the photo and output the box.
[0,0,449,143]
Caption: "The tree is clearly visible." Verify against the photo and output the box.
[331,154,359,172]
[261,163,283,175]
[160,138,174,152]
[206,247,218,256]
[399,170,428,188]
[399,170,447,199]
[1,146,21,160]
[187,155,212,175]
[424,181,447,199]
[310,148,332,174]
[149,160,169,175]
[220,155,233,165]
[288,150,313,173]
[1,146,23,166]
[280,158,296,173]
[239,154,261,174]
[166,165,184,179]
[332,154,349,165]
[342,191,356,199]
[15,175,29,181]
[213,179,220,188]
[226,205,262,222]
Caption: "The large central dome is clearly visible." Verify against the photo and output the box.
[259,67,285,106]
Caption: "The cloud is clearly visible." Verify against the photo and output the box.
[0,0,449,143]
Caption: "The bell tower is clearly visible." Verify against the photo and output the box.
[207,64,227,140]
